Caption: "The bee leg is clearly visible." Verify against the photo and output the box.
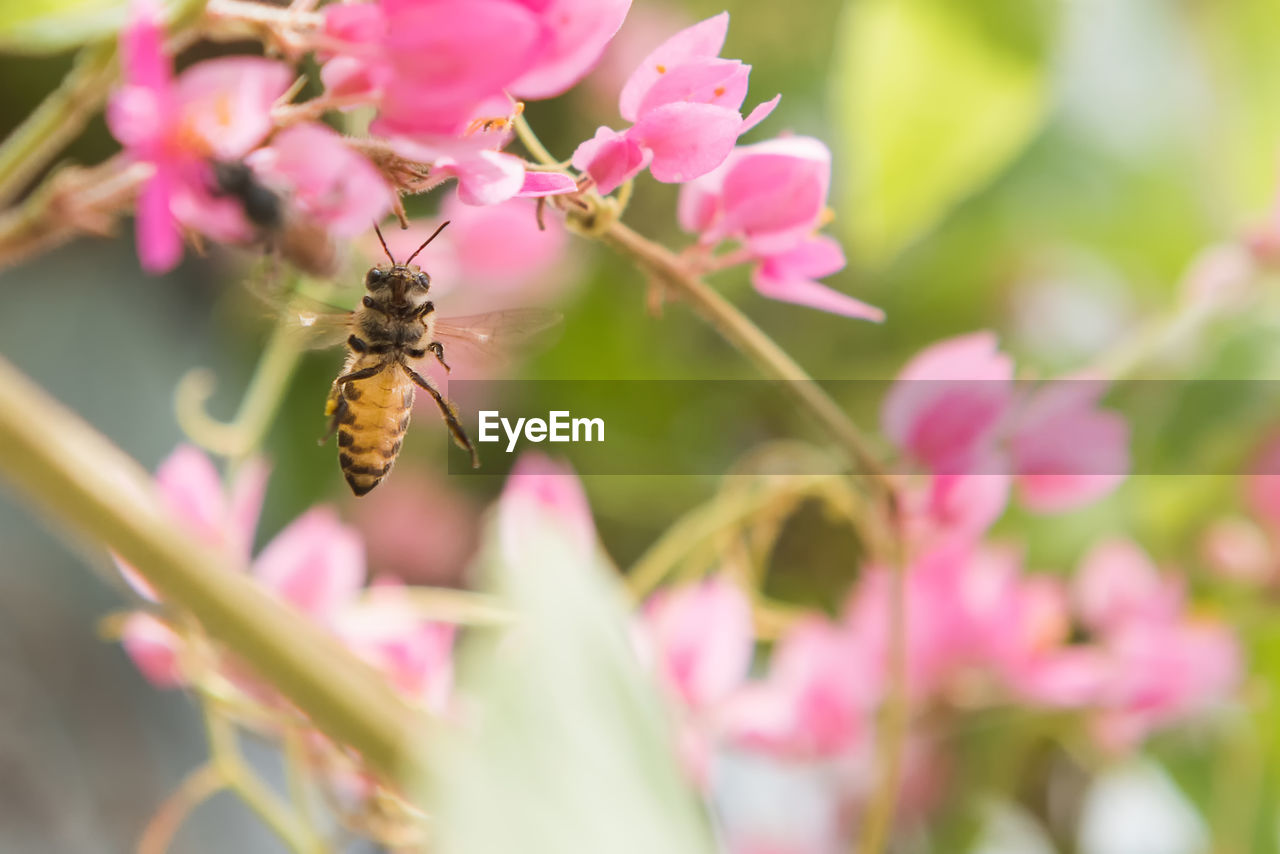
[427,341,451,373]
[336,365,383,385]
[402,364,479,468]
[415,300,435,319]
[319,395,347,445]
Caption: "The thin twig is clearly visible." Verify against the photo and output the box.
[137,763,227,854]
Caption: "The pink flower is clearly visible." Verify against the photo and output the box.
[107,0,292,271]
[572,13,779,193]
[245,123,393,236]
[392,134,576,207]
[676,135,878,319]
[641,575,754,712]
[497,455,597,566]
[882,332,1014,475]
[508,0,634,99]
[252,507,367,624]
[723,618,871,758]
[115,444,268,600]
[884,334,1128,511]
[336,583,455,712]
[1200,517,1274,585]
[1008,379,1130,512]
[1073,538,1183,635]
[120,613,185,688]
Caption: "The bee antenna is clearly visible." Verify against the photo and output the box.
[405,220,450,266]
[372,221,396,265]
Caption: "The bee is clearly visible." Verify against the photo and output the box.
[279,221,560,495]
[209,159,338,278]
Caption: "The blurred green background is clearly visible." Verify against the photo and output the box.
[5,0,1280,850]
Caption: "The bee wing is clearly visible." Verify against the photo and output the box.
[277,297,355,349]
[432,308,563,369]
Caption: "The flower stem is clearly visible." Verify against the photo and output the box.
[0,42,117,207]
[137,762,227,854]
[175,317,303,462]
[0,355,425,789]
[513,113,558,169]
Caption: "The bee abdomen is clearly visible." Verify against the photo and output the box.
[335,368,414,496]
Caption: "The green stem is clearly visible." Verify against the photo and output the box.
[513,113,558,169]
[0,355,425,789]
[175,319,303,462]
[0,42,117,207]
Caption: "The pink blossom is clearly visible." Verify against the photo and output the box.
[120,613,185,688]
[1008,379,1129,512]
[572,13,779,193]
[1200,517,1274,585]
[641,575,754,712]
[392,133,575,207]
[676,135,878,319]
[1246,433,1280,532]
[115,445,268,600]
[336,584,455,712]
[497,455,597,565]
[884,334,1128,511]
[723,618,871,758]
[1074,538,1183,635]
[252,507,367,624]
[107,1,292,271]
[508,0,634,99]
[882,332,1014,475]
[905,473,1011,546]
[245,123,392,236]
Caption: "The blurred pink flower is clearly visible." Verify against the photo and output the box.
[497,454,597,565]
[1200,517,1274,585]
[252,507,367,624]
[244,123,393,237]
[882,332,1013,475]
[572,13,779,193]
[107,0,292,271]
[1074,538,1184,635]
[336,583,455,713]
[115,444,268,600]
[120,612,185,688]
[1008,379,1130,513]
[437,193,570,300]
[1246,433,1280,532]
[1092,616,1241,752]
[885,335,1128,511]
[508,0,634,99]
[723,618,871,758]
[904,473,1011,546]
[349,467,480,587]
[641,575,754,712]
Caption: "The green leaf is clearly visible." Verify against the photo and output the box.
[0,0,127,54]
[423,493,716,854]
[833,0,1053,267]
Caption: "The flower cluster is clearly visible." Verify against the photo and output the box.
[118,446,455,714]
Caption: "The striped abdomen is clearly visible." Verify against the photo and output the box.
[333,360,414,496]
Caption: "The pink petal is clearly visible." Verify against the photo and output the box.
[375,1,542,137]
[922,473,1011,541]
[752,237,884,321]
[1014,647,1111,707]
[571,125,650,194]
[516,170,578,197]
[248,123,393,235]
[1245,434,1280,532]
[134,167,182,273]
[1074,538,1183,634]
[336,585,455,711]
[174,57,292,159]
[629,102,742,184]
[1200,517,1274,585]
[635,57,750,117]
[437,150,527,206]
[1010,379,1129,512]
[119,0,169,94]
[320,55,386,102]
[106,85,171,154]
[497,454,596,566]
[121,613,185,688]
[676,169,723,234]
[323,2,385,44]
[252,507,367,622]
[643,575,754,710]
[155,444,228,544]
[619,12,729,122]
[717,136,830,253]
[440,194,568,291]
[881,333,1014,474]
[509,0,633,99]
[740,94,780,133]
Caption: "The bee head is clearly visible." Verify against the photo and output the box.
[365,265,430,308]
